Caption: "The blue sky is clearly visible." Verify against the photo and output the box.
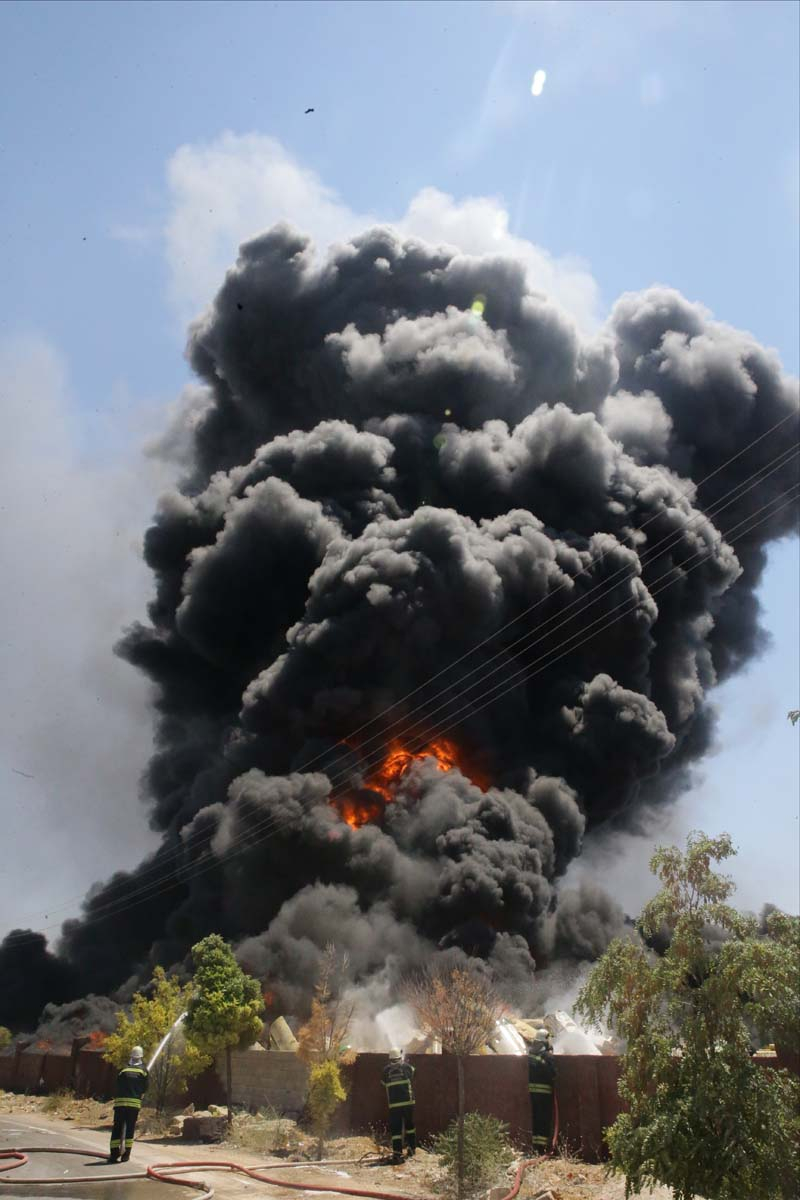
[0,0,797,931]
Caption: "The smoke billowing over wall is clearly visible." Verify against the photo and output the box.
[1,222,797,1030]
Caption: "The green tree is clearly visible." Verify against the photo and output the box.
[432,1113,513,1200]
[103,966,210,1114]
[184,934,264,1128]
[576,831,800,1200]
[405,966,504,1200]
[0,1025,11,1051]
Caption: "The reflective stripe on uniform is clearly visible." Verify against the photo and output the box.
[529,1083,553,1094]
[114,1098,142,1108]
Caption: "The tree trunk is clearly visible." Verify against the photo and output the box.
[226,1045,233,1129]
[456,1054,465,1200]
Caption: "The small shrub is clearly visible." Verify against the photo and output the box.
[230,1107,303,1156]
[432,1112,514,1198]
[307,1059,347,1159]
[42,1088,74,1113]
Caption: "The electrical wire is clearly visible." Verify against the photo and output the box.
[6,422,797,940]
[5,475,796,948]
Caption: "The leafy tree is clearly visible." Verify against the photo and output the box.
[405,966,505,1200]
[432,1113,513,1200]
[296,945,354,1157]
[103,966,210,1114]
[576,831,800,1200]
[0,1025,11,1051]
[185,934,264,1128]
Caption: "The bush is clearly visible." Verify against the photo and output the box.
[307,1059,347,1159]
[42,1088,74,1113]
[432,1113,514,1198]
[230,1107,303,1157]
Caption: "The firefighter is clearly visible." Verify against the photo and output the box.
[527,1026,556,1155]
[381,1048,416,1164]
[108,1045,149,1163]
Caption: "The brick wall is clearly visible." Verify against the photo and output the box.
[222,1050,309,1116]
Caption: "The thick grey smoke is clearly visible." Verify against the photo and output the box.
[1,224,797,1029]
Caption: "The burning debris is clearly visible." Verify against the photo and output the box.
[1,220,798,1033]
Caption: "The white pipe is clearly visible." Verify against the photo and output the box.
[147,1010,188,1071]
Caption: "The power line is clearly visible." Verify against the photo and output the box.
[8,417,796,931]
[5,478,796,948]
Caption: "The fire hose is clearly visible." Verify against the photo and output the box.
[0,1145,425,1200]
[0,1088,558,1200]
[0,1143,551,1200]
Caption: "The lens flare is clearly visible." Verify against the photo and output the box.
[531,69,547,97]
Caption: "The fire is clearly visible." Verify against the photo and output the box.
[86,1030,107,1050]
[332,737,486,828]
[368,738,460,803]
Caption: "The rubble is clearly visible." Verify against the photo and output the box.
[181,1109,228,1142]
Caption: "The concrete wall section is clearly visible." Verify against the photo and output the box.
[223,1050,309,1117]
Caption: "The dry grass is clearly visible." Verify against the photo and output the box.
[228,1110,308,1158]
[41,1088,75,1114]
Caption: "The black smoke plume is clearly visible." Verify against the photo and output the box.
[1,224,797,1030]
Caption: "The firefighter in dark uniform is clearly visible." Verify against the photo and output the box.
[109,1046,149,1163]
[381,1048,416,1164]
[528,1026,556,1155]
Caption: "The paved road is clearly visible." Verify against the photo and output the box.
[0,1115,175,1200]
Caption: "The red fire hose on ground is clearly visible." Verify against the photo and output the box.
[0,1142,550,1200]
[1,1087,559,1200]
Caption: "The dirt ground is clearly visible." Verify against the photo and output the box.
[0,1090,680,1199]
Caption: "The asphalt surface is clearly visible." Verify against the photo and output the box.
[0,1116,176,1200]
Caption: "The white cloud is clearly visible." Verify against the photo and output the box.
[164,132,601,332]
[166,133,374,324]
[0,334,160,934]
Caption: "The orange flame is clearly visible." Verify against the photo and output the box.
[86,1030,107,1050]
[332,737,486,828]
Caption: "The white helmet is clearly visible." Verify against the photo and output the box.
[130,1045,144,1064]
[388,1047,402,1061]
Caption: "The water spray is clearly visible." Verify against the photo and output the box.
[147,1010,187,1072]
